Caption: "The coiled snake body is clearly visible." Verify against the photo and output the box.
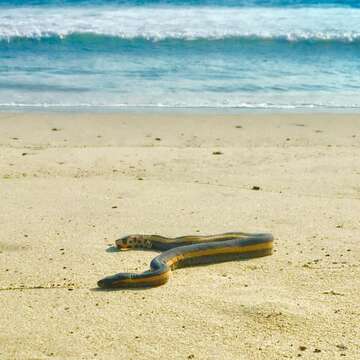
[98,232,274,288]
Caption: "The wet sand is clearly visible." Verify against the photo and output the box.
[0,112,359,359]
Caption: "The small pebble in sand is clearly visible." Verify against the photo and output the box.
[137,177,144,180]
[323,290,344,296]
[336,344,347,351]
[313,349,321,353]
[112,206,117,209]
[155,137,161,141]
[286,138,291,141]
[11,137,19,140]
[235,125,242,129]
[299,346,307,351]
[51,128,61,131]
[188,355,195,359]
[22,153,27,156]
[252,186,261,190]
[212,151,223,155]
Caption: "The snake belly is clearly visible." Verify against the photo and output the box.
[97,232,273,288]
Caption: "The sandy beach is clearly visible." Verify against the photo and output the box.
[0,111,359,359]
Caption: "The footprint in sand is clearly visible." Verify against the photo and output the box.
[0,242,28,253]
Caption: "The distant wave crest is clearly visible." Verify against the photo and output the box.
[1,6,360,43]
[2,32,360,44]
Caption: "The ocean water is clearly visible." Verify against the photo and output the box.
[1,0,360,110]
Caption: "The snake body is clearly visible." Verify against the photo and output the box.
[98,232,273,288]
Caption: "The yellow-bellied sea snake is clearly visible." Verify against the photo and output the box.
[98,232,274,288]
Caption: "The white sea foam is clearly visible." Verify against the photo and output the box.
[1,102,360,110]
[1,6,360,41]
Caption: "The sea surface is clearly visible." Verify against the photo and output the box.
[1,0,360,110]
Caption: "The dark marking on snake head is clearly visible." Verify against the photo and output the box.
[116,234,147,249]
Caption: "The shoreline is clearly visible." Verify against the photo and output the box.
[2,107,360,114]
[1,112,359,359]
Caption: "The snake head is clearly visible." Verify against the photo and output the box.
[116,234,146,250]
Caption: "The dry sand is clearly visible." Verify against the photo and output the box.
[0,112,359,359]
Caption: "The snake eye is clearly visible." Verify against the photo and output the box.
[122,238,128,245]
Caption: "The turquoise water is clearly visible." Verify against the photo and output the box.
[1,1,360,110]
